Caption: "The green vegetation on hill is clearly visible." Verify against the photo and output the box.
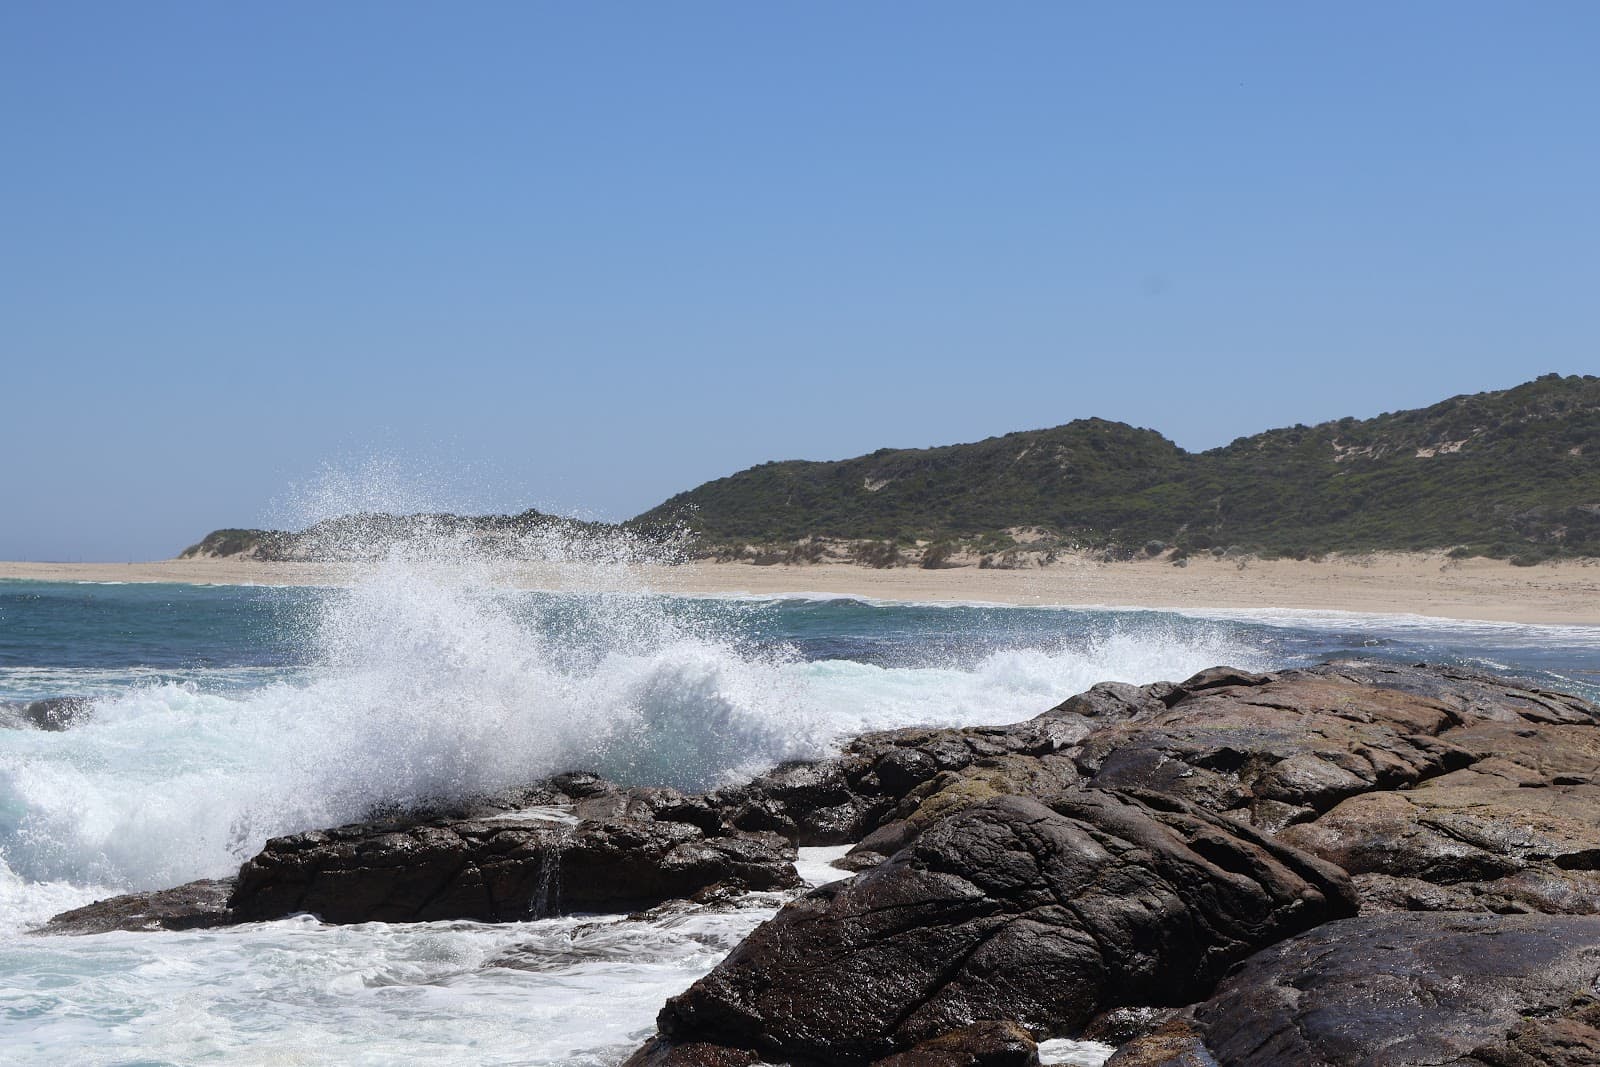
[183,376,1599,564]
[179,509,616,561]
[631,374,1600,561]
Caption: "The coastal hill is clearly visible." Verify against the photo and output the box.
[185,374,1599,564]
[180,509,615,562]
[634,372,1600,564]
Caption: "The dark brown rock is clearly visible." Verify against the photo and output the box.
[895,754,1082,829]
[228,810,799,924]
[1070,662,1508,823]
[1080,1006,1182,1047]
[622,1036,763,1067]
[1154,913,1600,1066]
[1277,714,1600,913]
[35,878,236,934]
[648,789,1354,1066]
[2,696,94,731]
[871,1021,1040,1067]
[1043,680,1169,723]
[705,714,1089,848]
[1101,1019,1213,1067]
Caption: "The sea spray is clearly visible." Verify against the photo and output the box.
[0,517,1274,896]
[9,579,1600,1065]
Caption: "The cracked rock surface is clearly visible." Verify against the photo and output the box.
[1106,913,1600,1066]
[228,794,800,924]
[639,790,1354,1066]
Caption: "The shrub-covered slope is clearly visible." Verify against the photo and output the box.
[178,509,617,561]
[631,374,1600,560]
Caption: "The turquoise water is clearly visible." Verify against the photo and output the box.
[1,572,1597,1065]
[6,579,1597,697]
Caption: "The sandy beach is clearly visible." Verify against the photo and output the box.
[1,552,1595,626]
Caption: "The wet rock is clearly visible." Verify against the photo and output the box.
[1073,664,1476,820]
[1101,1019,1212,1067]
[871,1021,1040,1067]
[1278,717,1600,912]
[643,789,1353,1065]
[1282,772,1600,877]
[1,696,93,731]
[229,810,799,924]
[1354,868,1600,915]
[623,1037,763,1067]
[706,716,1089,848]
[1080,1006,1183,1047]
[1043,680,1169,723]
[1071,662,1599,831]
[838,820,922,873]
[700,660,1578,865]
[35,878,236,935]
[894,754,1082,829]
[1137,913,1600,1066]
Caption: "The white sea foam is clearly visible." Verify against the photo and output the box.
[1171,605,1600,645]
[0,520,1276,1064]
[0,909,772,1065]
[10,520,1600,1063]
[0,529,1269,898]
[1038,1038,1118,1066]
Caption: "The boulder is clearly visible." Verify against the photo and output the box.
[706,715,1089,848]
[229,808,799,924]
[1279,768,1600,911]
[1276,700,1600,913]
[1,696,93,731]
[1107,913,1600,1066]
[642,789,1354,1065]
[871,1022,1040,1067]
[1070,663,1498,826]
[1067,662,1600,837]
[35,878,236,935]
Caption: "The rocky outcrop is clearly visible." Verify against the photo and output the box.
[1049,661,1600,914]
[0,696,93,731]
[624,1021,1041,1067]
[1277,709,1600,914]
[720,660,1599,857]
[1107,913,1600,1066]
[38,878,237,935]
[707,714,1086,848]
[1071,662,1551,828]
[872,1022,1040,1067]
[41,660,1600,1065]
[616,662,1600,1063]
[48,777,802,932]
[229,802,798,925]
[638,789,1354,1066]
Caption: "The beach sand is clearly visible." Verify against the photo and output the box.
[1,552,1595,626]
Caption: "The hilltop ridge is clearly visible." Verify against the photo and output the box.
[634,373,1599,564]
[185,374,1599,565]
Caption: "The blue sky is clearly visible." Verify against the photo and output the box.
[3,3,1596,560]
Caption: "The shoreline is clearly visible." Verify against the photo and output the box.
[1,552,1597,626]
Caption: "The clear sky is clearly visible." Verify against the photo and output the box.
[3,3,1596,560]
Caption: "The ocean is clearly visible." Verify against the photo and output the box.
[3,560,1599,1065]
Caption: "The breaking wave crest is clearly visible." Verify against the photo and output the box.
[0,526,1266,895]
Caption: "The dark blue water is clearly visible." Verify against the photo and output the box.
[3,580,1597,703]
